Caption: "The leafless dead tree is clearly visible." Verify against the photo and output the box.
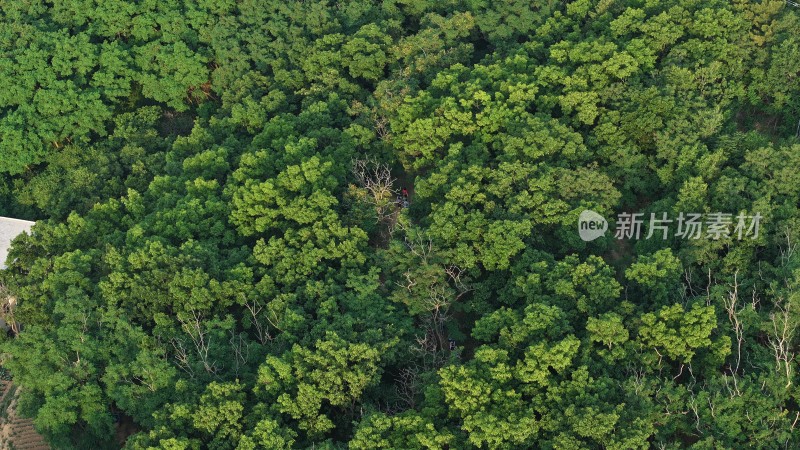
[687,390,702,433]
[245,298,272,345]
[396,366,420,410]
[411,329,449,370]
[171,338,195,378]
[400,225,434,264]
[623,362,647,396]
[132,368,160,392]
[723,271,746,374]
[684,268,699,298]
[400,277,454,370]
[229,331,250,379]
[426,283,452,350]
[177,309,219,376]
[445,265,470,292]
[768,297,796,388]
[780,229,798,268]
[352,158,397,223]
[394,271,418,292]
[374,116,391,141]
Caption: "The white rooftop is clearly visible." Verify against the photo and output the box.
[0,217,34,269]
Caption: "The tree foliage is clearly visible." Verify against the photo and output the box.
[2,0,800,448]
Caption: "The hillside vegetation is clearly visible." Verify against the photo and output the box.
[1,1,800,448]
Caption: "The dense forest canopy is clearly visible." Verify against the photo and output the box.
[1,0,800,448]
